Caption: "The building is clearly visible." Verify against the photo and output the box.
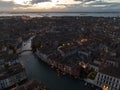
[10,80,48,90]
[0,64,27,90]
[94,66,120,90]
[88,62,99,72]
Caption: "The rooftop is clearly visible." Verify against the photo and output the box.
[99,66,120,79]
[0,63,25,80]
[11,80,48,90]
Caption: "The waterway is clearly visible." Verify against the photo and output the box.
[18,37,97,90]
[0,12,120,17]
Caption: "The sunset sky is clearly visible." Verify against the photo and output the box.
[0,0,120,12]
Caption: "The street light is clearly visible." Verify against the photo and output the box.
[102,85,109,90]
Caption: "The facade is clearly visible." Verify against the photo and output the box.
[105,60,119,68]
[10,80,48,90]
[57,45,79,57]
[36,49,49,64]
[0,65,27,90]
[88,63,99,72]
[94,72,120,90]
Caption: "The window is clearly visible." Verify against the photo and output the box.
[112,83,114,87]
[117,80,119,83]
[101,75,103,78]
[110,77,112,81]
[97,77,99,81]
[104,76,106,79]
[106,81,108,84]
[1,83,3,87]
[115,84,118,88]
[97,81,99,84]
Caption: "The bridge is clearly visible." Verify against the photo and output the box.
[18,49,32,54]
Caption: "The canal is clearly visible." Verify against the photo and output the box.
[18,38,95,90]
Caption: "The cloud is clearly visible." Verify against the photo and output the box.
[1,0,32,5]
[104,0,120,3]
[31,0,51,4]
[0,0,120,12]
[0,1,22,11]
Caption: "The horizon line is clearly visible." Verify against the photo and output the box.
[0,11,120,13]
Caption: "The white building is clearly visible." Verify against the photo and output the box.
[0,64,27,90]
[35,49,49,64]
[94,68,120,90]
[88,62,99,72]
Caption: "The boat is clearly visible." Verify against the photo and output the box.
[84,82,88,86]
[57,69,61,77]
[51,65,54,68]
[62,72,66,75]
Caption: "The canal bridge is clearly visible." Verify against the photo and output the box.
[18,49,32,54]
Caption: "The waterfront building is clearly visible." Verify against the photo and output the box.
[94,67,120,90]
[0,64,27,90]
[10,80,48,90]
[57,45,79,57]
[88,62,99,72]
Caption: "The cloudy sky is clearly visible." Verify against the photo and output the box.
[0,0,120,12]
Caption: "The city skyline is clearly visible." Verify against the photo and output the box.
[0,1,120,90]
[0,0,120,12]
